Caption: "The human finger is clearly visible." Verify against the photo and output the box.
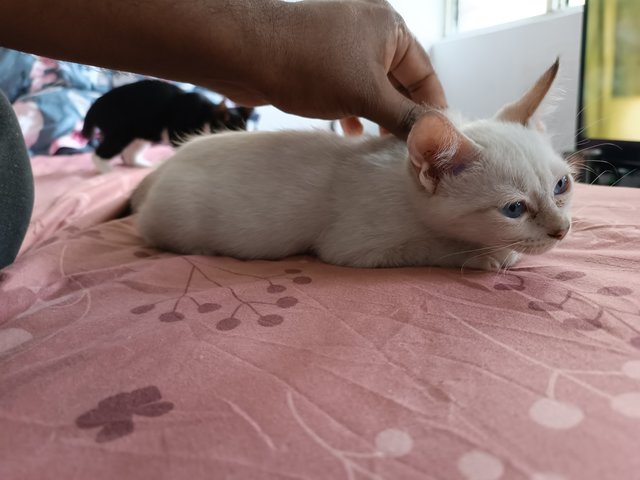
[389,36,447,109]
[364,80,425,139]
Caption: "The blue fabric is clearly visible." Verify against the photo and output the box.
[0,48,238,156]
[0,49,36,102]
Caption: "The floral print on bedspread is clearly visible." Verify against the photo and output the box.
[76,386,174,443]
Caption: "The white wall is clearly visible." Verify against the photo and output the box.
[430,8,584,152]
[391,0,445,46]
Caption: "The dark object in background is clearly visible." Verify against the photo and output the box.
[81,80,253,172]
[0,91,33,269]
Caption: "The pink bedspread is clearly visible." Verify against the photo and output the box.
[2,149,640,480]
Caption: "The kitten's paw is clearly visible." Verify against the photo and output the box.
[131,155,152,168]
[122,140,151,167]
[464,250,521,271]
[91,154,112,174]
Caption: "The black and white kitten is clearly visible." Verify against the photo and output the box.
[81,79,253,172]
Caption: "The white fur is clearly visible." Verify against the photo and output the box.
[121,139,152,167]
[133,112,573,270]
[92,139,152,173]
[91,153,112,174]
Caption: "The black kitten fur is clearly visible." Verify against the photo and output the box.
[82,80,253,161]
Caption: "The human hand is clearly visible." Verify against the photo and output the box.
[226,0,447,139]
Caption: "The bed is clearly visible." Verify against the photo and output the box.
[1,144,640,480]
[2,44,640,480]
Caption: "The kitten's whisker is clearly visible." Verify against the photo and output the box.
[496,253,512,279]
[590,142,623,151]
[574,116,608,140]
[584,158,622,168]
[567,142,623,158]
[611,169,638,187]
[435,241,520,264]
[568,153,623,184]
[583,160,625,183]
[573,94,605,125]
[590,170,610,186]
[458,241,524,274]
[572,167,598,181]
[565,143,622,168]
[573,93,607,139]
[579,164,598,174]
[459,249,502,275]
[574,165,598,177]
[569,162,598,177]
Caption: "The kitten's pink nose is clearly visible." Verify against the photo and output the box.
[548,227,569,240]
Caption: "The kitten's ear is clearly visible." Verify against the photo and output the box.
[407,111,481,193]
[237,107,254,122]
[213,100,231,123]
[215,100,229,112]
[495,58,559,126]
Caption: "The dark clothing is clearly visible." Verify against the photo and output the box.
[0,90,33,269]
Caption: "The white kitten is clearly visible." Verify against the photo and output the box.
[133,60,572,271]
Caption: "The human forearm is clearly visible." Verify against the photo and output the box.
[1,0,446,136]
[1,0,280,100]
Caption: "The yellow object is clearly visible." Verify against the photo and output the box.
[582,0,640,142]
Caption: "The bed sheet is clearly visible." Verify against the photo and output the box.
[1,148,640,480]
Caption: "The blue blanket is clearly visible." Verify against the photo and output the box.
[0,48,228,156]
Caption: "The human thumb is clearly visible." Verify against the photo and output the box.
[365,83,426,140]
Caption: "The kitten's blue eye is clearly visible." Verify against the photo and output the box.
[501,201,526,219]
[554,175,569,195]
